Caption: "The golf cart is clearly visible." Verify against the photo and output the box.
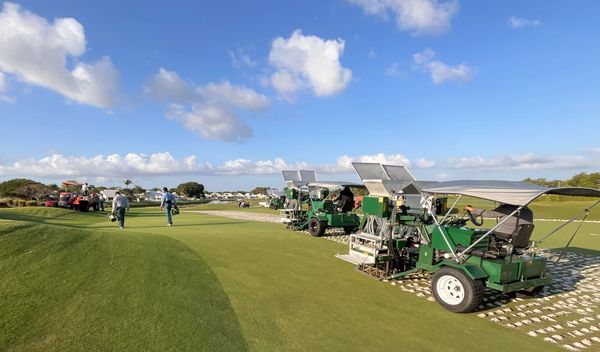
[338,167,600,312]
[280,170,364,236]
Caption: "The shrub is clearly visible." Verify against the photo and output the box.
[26,200,39,207]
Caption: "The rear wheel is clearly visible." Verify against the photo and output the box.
[308,218,327,237]
[517,285,544,298]
[79,201,89,212]
[343,227,357,235]
[432,267,485,313]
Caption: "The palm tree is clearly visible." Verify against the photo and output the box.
[123,179,133,188]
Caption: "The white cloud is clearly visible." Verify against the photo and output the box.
[326,153,412,173]
[166,103,252,142]
[347,0,459,35]
[0,152,412,178]
[0,72,5,92]
[0,152,201,178]
[583,147,600,154]
[0,72,15,103]
[268,30,352,97]
[416,158,436,168]
[385,62,405,78]
[0,2,118,108]
[5,151,598,181]
[507,16,541,29]
[413,48,473,83]
[228,48,257,69]
[144,68,269,141]
[448,153,594,171]
[199,81,269,110]
[143,68,193,102]
[216,158,308,175]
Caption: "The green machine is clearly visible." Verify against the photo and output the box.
[279,170,364,236]
[337,163,600,313]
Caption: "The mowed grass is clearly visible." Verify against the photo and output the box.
[0,207,569,351]
[187,198,279,214]
[0,208,247,352]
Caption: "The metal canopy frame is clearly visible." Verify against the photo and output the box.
[282,170,317,189]
[352,162,420,197]
[421,185,600,263]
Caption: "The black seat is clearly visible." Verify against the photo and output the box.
[321,200,335,213]
[508,224,535,248]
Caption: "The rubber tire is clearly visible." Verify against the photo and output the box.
[431,267,485,313]
[343,227,357,235]
[308,218,327,237]
[270,203,277,210]
[517,286,544,298]
[79,201,89,212]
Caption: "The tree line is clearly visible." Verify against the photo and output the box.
[0,178,206,200]
[522,172,600,189]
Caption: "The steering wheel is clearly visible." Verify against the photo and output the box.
[466,209,484,226]
[441,216,467,227]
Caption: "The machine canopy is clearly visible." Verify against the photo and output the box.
[307,181,365,190]
[422,180,600,206]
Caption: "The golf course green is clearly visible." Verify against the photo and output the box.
[3,204,596,351]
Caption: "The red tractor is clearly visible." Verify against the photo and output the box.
[60,181,93,212]
[58,192,73,208]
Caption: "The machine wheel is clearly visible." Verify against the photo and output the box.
[78,201,89,212]
[270,203,277,210]
[517,286,544,298]
[432,267,485,313]
[343,227,357,235]
[308,218,327,237]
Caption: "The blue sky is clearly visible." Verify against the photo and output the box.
[0,0,599,190]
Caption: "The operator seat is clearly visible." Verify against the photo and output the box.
[321,200,335,213]
[495,223,535,248]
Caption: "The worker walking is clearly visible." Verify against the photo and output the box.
[112,191,129,229]
[160,187,176,226]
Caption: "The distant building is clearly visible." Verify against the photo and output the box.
[144,191,163,201]
[101,189,119,201]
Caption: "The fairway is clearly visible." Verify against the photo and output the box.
[0,207,574,351]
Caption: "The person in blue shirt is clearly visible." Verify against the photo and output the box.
[160,187,176,226]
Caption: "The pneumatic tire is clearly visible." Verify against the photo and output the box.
[343,227,358,235]
[308,218,327,237]
[432,267,485,313]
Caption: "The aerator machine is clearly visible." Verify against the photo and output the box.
[279,170,364,236]
[338,163,600,313]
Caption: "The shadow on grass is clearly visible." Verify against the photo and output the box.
[74,221,251,230]
[476,246,598,312]
[0,210,75,225]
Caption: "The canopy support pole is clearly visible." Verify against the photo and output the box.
[424,196,458,262]
[458,206,523,260]
[550,210,590,272]
[440,195,462,223]
[537,199,600,244]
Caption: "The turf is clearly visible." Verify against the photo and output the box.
[0,209,247,352]
[3,206,595,351]
[187,199,279,214]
